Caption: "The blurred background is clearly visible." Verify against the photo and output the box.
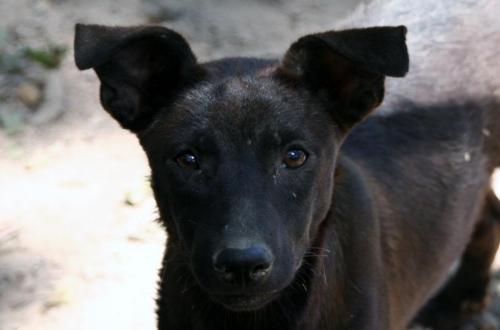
[0,0,499,329]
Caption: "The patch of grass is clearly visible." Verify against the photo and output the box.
[24,46,67,69]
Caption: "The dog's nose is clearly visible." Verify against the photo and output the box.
[213,245,273,286]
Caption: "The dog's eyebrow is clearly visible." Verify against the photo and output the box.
[272,131,282,145]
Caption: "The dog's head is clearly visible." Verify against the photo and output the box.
[75,24,408,311]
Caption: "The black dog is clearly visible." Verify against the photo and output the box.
[74,24,500,329]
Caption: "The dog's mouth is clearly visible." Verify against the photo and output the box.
[210,292,279,312]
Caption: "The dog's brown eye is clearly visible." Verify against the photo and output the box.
[283,149,307,169]
[176,152,199,170]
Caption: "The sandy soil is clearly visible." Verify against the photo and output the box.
[0,1,499,329]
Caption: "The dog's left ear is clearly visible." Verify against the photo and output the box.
[276,26,409,132]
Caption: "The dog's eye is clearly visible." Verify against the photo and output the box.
[176,152,199,170]
[283,149,308,169]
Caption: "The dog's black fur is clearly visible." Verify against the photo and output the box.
[75,23,500,329]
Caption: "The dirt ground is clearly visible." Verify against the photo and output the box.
[1,1,500,329]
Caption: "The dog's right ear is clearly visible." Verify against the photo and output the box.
[74,24,204,132]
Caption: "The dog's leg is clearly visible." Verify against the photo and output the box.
[413,189,500,330]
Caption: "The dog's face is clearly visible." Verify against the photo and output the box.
[75,24,408,311]
[140,77,338,309]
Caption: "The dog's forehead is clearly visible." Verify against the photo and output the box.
[143,75,333,150]
[176,77,313,133]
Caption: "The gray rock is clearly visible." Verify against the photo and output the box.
[15,82,42,109]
